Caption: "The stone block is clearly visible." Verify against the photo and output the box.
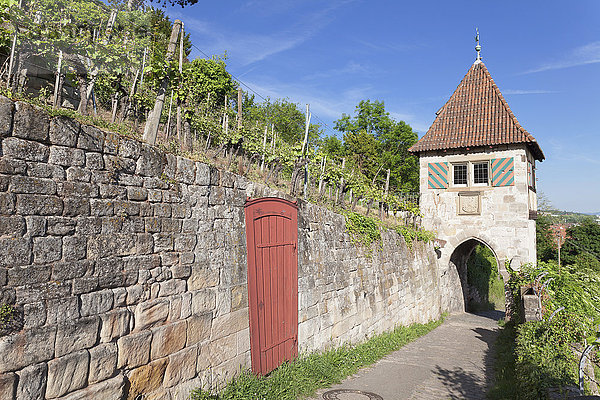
[116,330,151,368]
[206,333,237,367]
[22,301,46,329]
[7,263,49,286]
[127,186,148,201]
[0,325,56,372]
[127,358,168,400]
[231,284,248,311]
[210,308,249,340]
[153,203,172,217]
[46,350,89,398]
[150,320,187,360]
[189,267,219,290]
[136,144,165,177]
[63,198,90,217]
[87,234,135,259]
[2,137,49,161]
[16,194,63,215]
[0,372,16,399]
[59,374,125,400]
[57,181,98,198]
[0,192,15,215]
[134,298,169,331]
[153,233,174,252]
[195,162,210,185]
[9,175,56,194]
[80,289,113,316]
[88,343,117,384]
[176,156,195,184]
[158,279,186,297]
[61,237,87,261]
[119,138,141,160]
[51,260,91,281]
[16,362,47,400]
[13,101,49,142]
[85,152,104,169]
[163,346,197,388]
[95,257,126,288]
[103,132,120,155]
[48,146,85,166]
[90,199,114,216]
[0,237,31,267]
[0,95,14,137]
[186,312,212,346]
[26,161,65,179]
[98,183,126,199]
[46,216,76,235]
[191,289,216,314]
[49,116,79,146]
[100,308,131,343]
[113,200,140,216]
[147,189,162,202]
[55,316,99,357]
[117,173,143,187]
[77,125,104,152]
[33,236,62,264]
[0,157,26,174]
[72,276,99,295]
[237,327,250,354]
[66,166,91,182]
[46,296,80,325]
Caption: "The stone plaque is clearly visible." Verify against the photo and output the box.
[458,192,480,215]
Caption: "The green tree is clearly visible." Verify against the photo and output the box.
[562,220,600,271]
[536,214,556,263]
[334,100,419,191]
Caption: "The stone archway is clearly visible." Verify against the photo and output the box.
[438,233,508,314]
[449,238,501,312]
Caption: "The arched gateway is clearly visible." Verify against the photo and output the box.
[409,41,545,313]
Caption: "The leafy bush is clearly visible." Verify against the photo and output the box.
[343,211,381,247]
[395,225,435,249]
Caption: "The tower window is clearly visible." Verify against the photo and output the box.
[453,164,467,185]
[473,162,489,185]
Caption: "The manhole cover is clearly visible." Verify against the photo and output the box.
[322,389,383,400]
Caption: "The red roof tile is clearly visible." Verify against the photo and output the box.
[409,61,544,160]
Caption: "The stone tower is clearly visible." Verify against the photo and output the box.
[408,51,544,311]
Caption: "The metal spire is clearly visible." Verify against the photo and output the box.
[475,28,482,63]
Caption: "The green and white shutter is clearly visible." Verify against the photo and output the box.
[428,162,449,189]
[491,157,514,186]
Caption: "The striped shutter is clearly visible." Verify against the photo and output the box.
[527,161,536,189]
[428,162,449,189]
[491,158,514,187]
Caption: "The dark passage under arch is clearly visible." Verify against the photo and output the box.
[449,239,505,313]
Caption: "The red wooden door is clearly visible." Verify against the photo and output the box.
[245,197,299,375]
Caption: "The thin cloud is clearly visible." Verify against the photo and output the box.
[503,89,559,95]
[522,41,600,74]
[303,61,371,81]
[173,1,354,66]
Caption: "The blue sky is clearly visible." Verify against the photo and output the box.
[162,0,600,213]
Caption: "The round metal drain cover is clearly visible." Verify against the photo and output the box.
[322,389,383,400]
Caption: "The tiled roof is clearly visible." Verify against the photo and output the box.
[409,61,544,160]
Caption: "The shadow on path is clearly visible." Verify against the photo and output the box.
[431,318,501,399]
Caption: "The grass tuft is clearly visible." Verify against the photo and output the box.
[190,316,445,400]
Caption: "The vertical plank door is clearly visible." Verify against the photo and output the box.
[244,197,298,375]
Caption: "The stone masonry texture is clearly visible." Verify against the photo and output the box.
[0,97,454,399]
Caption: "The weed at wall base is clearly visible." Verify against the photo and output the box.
[190,316,445,400]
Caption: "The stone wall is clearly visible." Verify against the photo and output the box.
[0,97,452,399]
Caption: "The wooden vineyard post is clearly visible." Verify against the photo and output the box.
[52,50,62,109]
[237,88,243,130]
[6,31,17,90]
[143,19,182,145]
[261,125,268,172]
[177,22,185,149]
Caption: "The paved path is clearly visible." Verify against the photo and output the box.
[310,312,502,400]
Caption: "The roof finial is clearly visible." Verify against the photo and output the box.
[475,28,482,63]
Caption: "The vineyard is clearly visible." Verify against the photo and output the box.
[0,0,423,228]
